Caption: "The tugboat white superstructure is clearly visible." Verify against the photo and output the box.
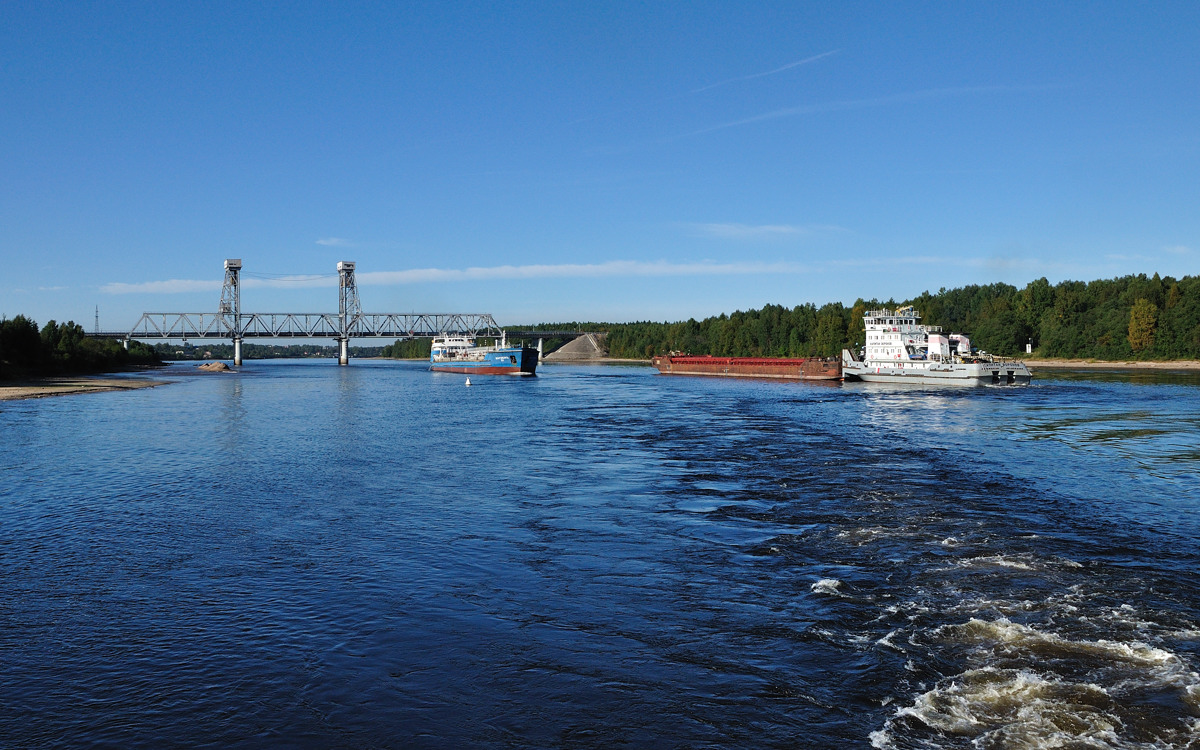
[842,307,1031,385]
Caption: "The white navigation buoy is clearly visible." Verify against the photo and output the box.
[465,377,471,387]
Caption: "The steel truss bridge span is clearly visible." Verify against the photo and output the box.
[112,311,501,340]
[90,260,594,366]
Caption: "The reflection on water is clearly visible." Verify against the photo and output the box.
[0,361,1197,748]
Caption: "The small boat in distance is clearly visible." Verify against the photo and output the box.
[841,306,1031,385]
[430,333,538,376]
[651,354,841,380]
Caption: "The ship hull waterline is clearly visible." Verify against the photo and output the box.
[430,346,539,376]
[842,363,1032,386]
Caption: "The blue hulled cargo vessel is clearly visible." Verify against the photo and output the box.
[429,334,538,376]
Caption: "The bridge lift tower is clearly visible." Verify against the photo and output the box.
[337,261,362,366]
[220,259,243,365]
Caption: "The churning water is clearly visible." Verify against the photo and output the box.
[1,361,1199,748]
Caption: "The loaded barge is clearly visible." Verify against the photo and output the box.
[651,354,841,380]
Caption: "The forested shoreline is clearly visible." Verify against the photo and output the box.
[0,316,161,379]
[522,274,1200,361]
[8,274,1197,375]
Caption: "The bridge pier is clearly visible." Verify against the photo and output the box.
[339,338,349,366]
[537,338,544,362]
[234,338,242,367]
[123,338,129,351]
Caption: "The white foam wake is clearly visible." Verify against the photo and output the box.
[872,618,1200,749]
[810,578,844,596]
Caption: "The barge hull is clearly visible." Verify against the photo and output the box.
[652,356,841,380]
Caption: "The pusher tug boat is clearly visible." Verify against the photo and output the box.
[841,306,1031,385]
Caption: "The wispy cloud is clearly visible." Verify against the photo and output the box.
[1164,244,1191,255]
[827,254,1078,273]
[101,275,337,294]
[358,260,810,285]
[37,285,68,291]
[687,85,1056,136]
[101,279,225,294]
[99,252,1102,297]
[691,51,838,94]
[102,260,813,294]
[316,237,353,247]
[690,222,847,239]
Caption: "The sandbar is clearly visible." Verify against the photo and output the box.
[1026,359,1200,371]
[0,377,169,401]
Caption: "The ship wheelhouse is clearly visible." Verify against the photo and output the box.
[861,306,944,366]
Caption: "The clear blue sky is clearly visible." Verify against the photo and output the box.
[2,2,1197,329]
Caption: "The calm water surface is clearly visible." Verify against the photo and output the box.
[2,361,1199,748]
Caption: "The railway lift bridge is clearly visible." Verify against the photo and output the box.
[92,260,583,366]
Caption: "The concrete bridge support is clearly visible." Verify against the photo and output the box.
[537,338,544,362]
[339,338,349,366]
[234,338,243,367]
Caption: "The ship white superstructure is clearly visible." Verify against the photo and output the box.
[841,306,1031,385]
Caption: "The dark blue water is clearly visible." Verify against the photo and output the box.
[2,361,1199,748]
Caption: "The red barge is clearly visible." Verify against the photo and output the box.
[651,354,842,381]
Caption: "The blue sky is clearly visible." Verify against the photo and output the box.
[2,2,1198,330]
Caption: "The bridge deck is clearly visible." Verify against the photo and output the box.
[88,312,590,340]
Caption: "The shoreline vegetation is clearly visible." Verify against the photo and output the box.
[516,273,1200,364]
[7,273,1200,392]
[1,316,161,380]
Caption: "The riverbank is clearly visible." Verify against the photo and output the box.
[0,376,169,401]
[1026,358,1200,371]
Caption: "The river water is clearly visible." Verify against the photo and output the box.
[2,361,1198,748]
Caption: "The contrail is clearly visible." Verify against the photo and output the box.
[691,50,839,93]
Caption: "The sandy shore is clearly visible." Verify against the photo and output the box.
[0,377,170,401]
[1026,359,1200,371]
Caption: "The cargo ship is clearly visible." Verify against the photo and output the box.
[651,354,841,380]
[430,333,538,376]
[841,306,1031,385]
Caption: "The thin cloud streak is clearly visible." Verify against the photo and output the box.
[98,253,1094,296]
[101,276,338,294]
[101,279,225,294]
[691,222,848,239]
[686,85,1056,137]
[569,51,837,126]
[691,51,838,93]
[102,260,814,294]
[317,237,353,246]
[358,260,810,285]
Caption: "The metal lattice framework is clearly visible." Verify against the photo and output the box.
[109,311,501,340]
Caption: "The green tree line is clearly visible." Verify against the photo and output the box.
[0,316,161,379]
[518,273,1200,361]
